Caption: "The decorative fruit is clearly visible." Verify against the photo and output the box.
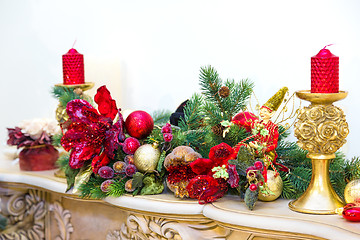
[258,170,283,201]
[164,146,202,198]
[125,110,154,139]
[133,144,160,172]
[122,137,141,155]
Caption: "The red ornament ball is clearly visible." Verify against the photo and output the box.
[125,110,154,139]
[342,203,360,222]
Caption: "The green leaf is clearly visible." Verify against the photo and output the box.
[244,187,259,210]
[132,172,144,189]
[72,165,93,194]
[157,151,166,172]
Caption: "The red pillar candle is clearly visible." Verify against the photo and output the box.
[62,48,85,85]
[311,47,339,93]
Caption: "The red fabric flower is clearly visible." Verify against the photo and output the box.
[227,164,240,188]
[208,142,236,166]
[91,152,111,174]
[94,85,118,120]
[186,175,228,204]
[61,87,125,173]
[189,158,214,175]
[186,143,238,203]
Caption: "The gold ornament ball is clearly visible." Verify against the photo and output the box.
[344,179,360,203]
[134,144,161,172]
[258,170,283,202]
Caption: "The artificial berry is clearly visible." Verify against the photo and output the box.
[254,161,263,170]
[249,183,258,191]
[161,123,172,134]
[163,133,173,142]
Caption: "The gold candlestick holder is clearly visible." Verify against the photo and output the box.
[289,90,349,214]
[54,82,94,124]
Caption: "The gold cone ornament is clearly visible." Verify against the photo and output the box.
[263,87,288,111]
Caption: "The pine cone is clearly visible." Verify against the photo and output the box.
[212,124,225,136]
[218,86,230,98]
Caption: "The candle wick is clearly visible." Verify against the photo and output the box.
[323,44,334,49]
[72,39,77,49]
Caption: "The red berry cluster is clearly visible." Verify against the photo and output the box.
[161,123,173,142]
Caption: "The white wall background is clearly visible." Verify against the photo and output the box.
[1,0,360,159]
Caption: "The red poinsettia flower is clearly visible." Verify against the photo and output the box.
[61,86,125,173]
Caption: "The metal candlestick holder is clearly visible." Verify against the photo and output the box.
[289,90,349,214]
[54,82,94,124]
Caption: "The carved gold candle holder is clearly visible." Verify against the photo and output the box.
[54,82,94,123]
[289,90,349,214]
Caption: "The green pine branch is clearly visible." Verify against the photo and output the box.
[107,179,127,197]
[225,78,254,119]
[199,65,222,103]
[78,176,107,199]
[51,86,93,107]
[179,93,204,131]
[152,110,172,125]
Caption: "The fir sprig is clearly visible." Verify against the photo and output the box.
[199,65,223,103]
[344,156,360,183]
[56,153,80,191]
[51,86,93,107]
[78,176,107,199]
[52,86,81,107]
[107,179,127,197]
[179,93,204,131]
[152,110,172,125]
[225,78,253,119]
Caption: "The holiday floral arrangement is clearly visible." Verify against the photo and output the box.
[54,66,360,210]
[7,118,61,171]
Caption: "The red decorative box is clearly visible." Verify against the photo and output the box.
[19,145,59,171]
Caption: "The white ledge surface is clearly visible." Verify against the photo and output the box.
[1,158,360,239]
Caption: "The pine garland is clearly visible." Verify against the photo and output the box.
[54,64,360,206]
